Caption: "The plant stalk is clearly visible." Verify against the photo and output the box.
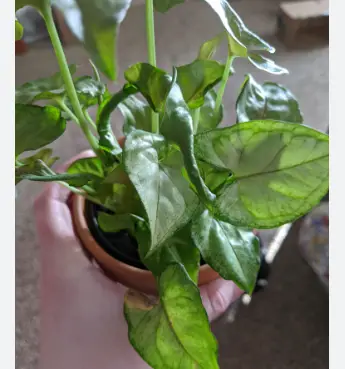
[215,52,235,113]
[56,98,79,124]
[145,0,159,134]
[41,3,99,153]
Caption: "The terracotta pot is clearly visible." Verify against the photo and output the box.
[72,194,220,295]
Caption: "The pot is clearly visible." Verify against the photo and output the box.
[72,194,220,296]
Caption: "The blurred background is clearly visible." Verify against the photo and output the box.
[15,0,329,368]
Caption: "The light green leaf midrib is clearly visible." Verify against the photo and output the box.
[160,293,210,369]
[217,221,246,284]
[232,153,328,182]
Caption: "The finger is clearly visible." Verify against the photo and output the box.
[55,149,95,173]
[34,149,96,206]
[34,150,96,271]
[200,278,243,322]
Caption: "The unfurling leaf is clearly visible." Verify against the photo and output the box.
[15,104,66,156]
[123,131,199,254]
[198,32,225,60]
[176,60,225,108]
[195,120,329,228]
[192,209,260,293]
[124,264,219,369]
[160,69,215,204]
[124,63,172,112]
[236,74,303,123]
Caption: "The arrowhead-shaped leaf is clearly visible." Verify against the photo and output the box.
[194,121,329,228]
[192,209,260,293]
[124,263,219,369]
[236,74,303,123]
[123,131,200,253]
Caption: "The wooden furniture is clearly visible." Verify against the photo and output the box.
[277,0,329,48]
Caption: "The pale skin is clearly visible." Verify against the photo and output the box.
[35,151,243,369]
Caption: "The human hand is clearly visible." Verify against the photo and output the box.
[35,150,243,369]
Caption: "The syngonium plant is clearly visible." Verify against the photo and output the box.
[15,0,329,368]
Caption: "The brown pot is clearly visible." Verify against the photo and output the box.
[72,194,220,295]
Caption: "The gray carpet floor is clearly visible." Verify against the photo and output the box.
[15,1,329,368]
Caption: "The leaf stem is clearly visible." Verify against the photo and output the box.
[215,52,235,113]
[145,0,159,134]
[41,3,99,154]
[56,98,79,124]
[192,108,200,134]
[84,110,98,132]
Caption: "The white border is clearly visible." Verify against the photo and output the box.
[3,1,15,369]
[329,0,343,368]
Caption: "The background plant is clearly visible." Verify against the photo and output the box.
[15,1,329,368]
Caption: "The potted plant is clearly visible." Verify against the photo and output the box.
[15,0,329,368]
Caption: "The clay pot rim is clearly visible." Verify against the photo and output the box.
[71,193,219,284]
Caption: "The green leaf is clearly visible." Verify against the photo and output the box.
[160,69,215,204]
[192,209,260,293]
[55,0,132,80]
[198,161,229,191]
[138,223,200,283]
[198,32,225,60]
[202,0,274,57]
[124,63,172,112]
[15,104,66,156]
[194,121,329,228]
[15,65,77,105]
[153,0,184,12]
[176,60,225,108]
[123,131,200,254]
[73,76,106,107]
[15,19,23,41]
[119,95,152,134]
[97,90,131,161]
[16,171,96,186]
[248,54,288,75]
[67,157,104,178]
[16,0,46,11]
[197,89,223,133]
[98,212,135,233]
[15,148,59,185]
[236,75,303,123]
[124,264,219,369]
